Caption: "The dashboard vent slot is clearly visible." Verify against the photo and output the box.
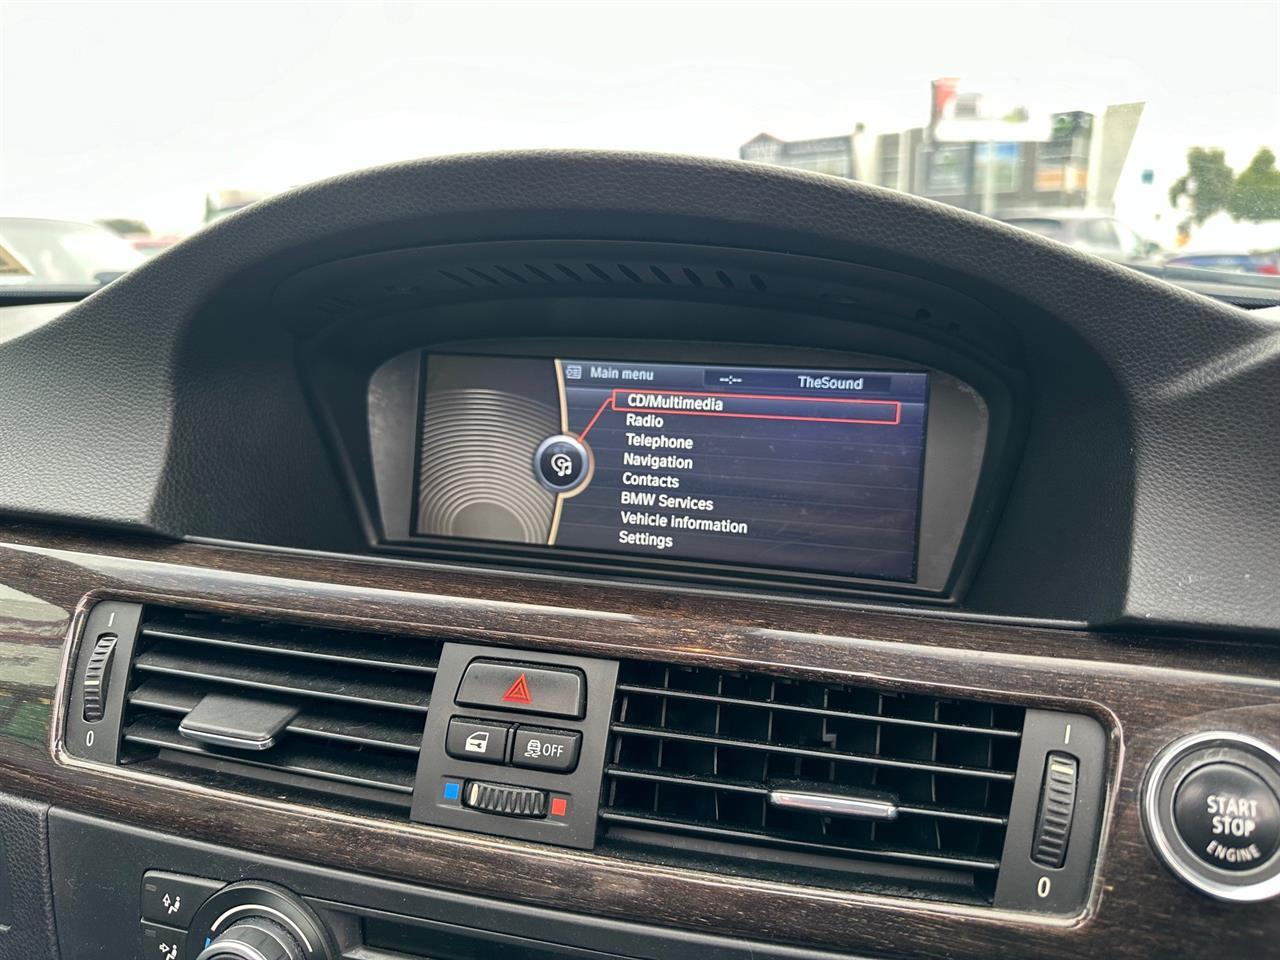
[119,607,438,812]
[601,660,1024,902]
[428,258,768,295]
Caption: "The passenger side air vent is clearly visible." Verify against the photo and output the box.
[118,607,439,813]
[601,660,1024,902]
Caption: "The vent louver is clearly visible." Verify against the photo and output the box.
[119,607,438,811]
[301,254,781,321]
[429,260,769,294]
[601,661,1024,901]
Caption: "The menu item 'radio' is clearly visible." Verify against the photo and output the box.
[415,354,929,582]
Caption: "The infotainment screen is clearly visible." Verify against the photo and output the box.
[415,355,929,582]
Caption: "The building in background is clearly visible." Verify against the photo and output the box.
[739,131,861,179]
[740,80,1144,219]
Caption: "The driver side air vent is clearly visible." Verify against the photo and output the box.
[117,607,438,813]
[600,660,1024,903]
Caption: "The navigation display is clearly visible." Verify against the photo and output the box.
[415,355,930,582]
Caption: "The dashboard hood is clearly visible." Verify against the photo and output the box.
[2,151,1279,631]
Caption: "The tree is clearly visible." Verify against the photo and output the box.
[1168,147,1235,226]
[1227,148,1280,222]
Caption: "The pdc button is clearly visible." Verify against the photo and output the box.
[1174,762,1280,871]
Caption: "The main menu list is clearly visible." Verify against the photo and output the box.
[547,359,929,582]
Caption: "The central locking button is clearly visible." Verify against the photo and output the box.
[444,717,511,765]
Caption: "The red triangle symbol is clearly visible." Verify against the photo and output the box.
[502,673,533,704]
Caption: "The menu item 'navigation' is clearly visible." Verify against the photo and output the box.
[416,354,929,582]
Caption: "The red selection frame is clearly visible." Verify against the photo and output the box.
[579,389,902,440]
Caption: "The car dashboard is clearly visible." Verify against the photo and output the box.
[0,152,1277,960]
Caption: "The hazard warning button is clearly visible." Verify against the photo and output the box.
[456,660,586,719]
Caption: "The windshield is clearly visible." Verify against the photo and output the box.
[0,219,144,285]
[2,1,1277,293]
[1001,220,1068,242]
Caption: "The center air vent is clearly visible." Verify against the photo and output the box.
[72,601,1102,913]
[118,607,439,812]
[600,660,1024,902]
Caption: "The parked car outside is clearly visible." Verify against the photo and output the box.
[0,217,145,285]
[998,209,1163,264]
[125,234,182,259]
[1163,250,1280,275]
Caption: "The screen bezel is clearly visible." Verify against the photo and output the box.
[368,334,993,598]
[411,352,933,584]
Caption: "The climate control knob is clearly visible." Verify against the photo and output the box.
[185,882,334,960]
[197,917,304,960]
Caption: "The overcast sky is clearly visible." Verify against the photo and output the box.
[2,0,1276,232]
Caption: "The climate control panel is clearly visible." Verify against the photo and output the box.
[139,875,333,960]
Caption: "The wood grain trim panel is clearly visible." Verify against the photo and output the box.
[0,523,1277,958]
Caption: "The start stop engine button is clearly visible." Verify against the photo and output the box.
[1144,733,1280,902]
[1173,762,1280,871]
